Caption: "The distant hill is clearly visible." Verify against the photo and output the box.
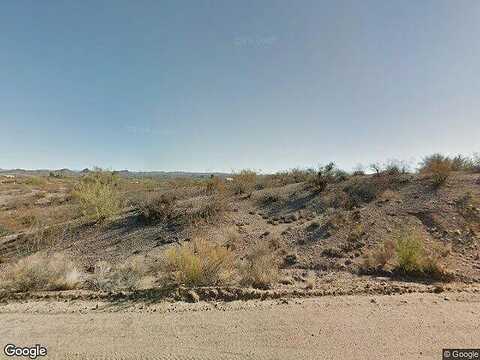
[0,168,231,179]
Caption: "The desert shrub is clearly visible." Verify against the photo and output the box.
[188,195,227,224]
[86,257,154,291]
[231,170,257,195]
[263,168,311,187]
[343,178,378,208]
[395,230,425,273]
[347,223,366,242]
[362,229,449,278]
[455,192,480,223]
[385,160,409,175]
[0,253,82,292]
[0,225,11,237]
[255,189,282,205]
[363,239,396,270]
[395,228,448,277]
[24,176,48,187]
[304,272,316,290]
[205,176,226,195]
[240,241,279,289]
[138,193,176,224]
[306,163,348,193]
[74,170,122,221]
[164,239,237,287]
[419,154,452,187]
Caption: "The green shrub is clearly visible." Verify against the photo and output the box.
[394,228,448,277]
[24,176,48,187]
[0,225,11,237]
[74,170,122,221]
[395,231,425,274]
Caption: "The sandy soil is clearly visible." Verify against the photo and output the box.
[1,292,479,359]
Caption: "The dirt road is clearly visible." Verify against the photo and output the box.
[1,292,479,359]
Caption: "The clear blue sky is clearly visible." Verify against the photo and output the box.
[1,0,479,172]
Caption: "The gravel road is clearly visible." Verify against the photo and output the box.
[1,292,479,359]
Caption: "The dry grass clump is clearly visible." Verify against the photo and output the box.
[304,271,316,290]
[137,193,177,224]
[240,241,279,289]
[163,239,237,287]
[363,228,450,279]
[0,253,82,292]
[455,192,480,223]
[86,256,155,291]
[188,195,227,224]
[0,225,11,237]
[205,176,226,195]
[73,170,122,221]
[24,176,48,187]
[231,170,257,195]
[363,239,396,269]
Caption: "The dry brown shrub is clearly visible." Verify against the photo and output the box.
[420,154,452,188]
[240,241,279,289]
[0,253,83,292]
[138,193,177,224]
[86,256,157,291]
[188,195,227,224]
[231,170,257,195]
[163,239,237,287]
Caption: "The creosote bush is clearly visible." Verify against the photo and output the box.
[188,195,227,224]
[164,239,237,287]
[420,154,452,188]
[0,253,82,292]
[231,170,257,195]
[74,170,122,221]
[306,162,349,193]
[138,193,176,224]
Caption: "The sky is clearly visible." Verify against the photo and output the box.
[1,0,479,173]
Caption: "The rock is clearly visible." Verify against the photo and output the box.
[261,231,270,238]
[284,254,297,265]
[454,229,462,236]
[185,290,200,303]
[433,285,444,293]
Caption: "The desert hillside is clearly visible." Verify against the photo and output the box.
[1,155,479,301]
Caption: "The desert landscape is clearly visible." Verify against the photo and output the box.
[1,155,480,358]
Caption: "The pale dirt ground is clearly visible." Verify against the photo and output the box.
[1,292,479,359]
